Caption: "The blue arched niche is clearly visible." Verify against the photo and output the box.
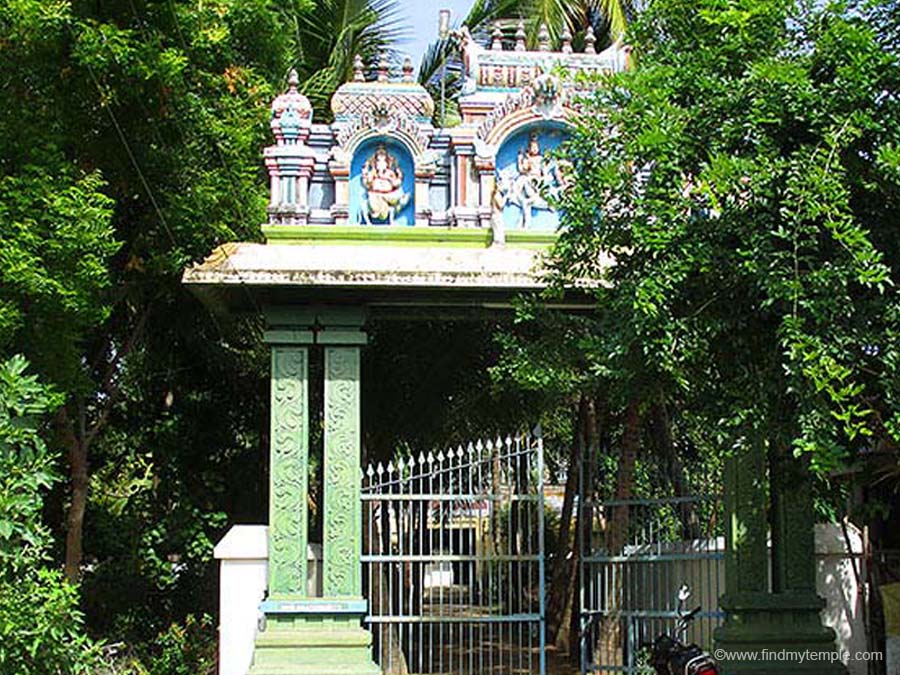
[350,138,415,227]
[495,123,569,231]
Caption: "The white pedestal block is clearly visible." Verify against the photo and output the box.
[214,525,322,675]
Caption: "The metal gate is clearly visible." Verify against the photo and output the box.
[362,430,546,674]
[579,494,725,674]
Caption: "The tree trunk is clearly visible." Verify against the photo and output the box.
[56,406,88,583]
[648,402,700,539]
[547,396,589,646]
[56,310,150,584]
[547,396,596,653]
[597,400,640,669]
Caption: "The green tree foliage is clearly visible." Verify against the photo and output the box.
[0,158,117,390]
[142,614,217,675]
[553,0,900,473]
[0,0,405,662]
[527,0,631,42]
[0,356,61,563]
[0,355,101,673]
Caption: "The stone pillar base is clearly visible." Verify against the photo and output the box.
[249,600,380,675]
[714,592,847,675]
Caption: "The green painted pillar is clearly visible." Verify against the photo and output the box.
[722,439,768,596]
[268,342,311,600]
[323,343,364,598]
[772,457,817,594]
[249,306,379,675]
[769,455,844,668]
[714,440,845,675]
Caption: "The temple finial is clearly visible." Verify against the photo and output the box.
[585,24,597,54]
[561,25,573,54]
[402,55,414,82]
[353,54,365,82]
[491,22,503,51]
[270,67,312,145]
[515,20,526,51]
[377,51,390,82]
[538,23,551,51]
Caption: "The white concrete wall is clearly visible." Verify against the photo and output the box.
[214,526,322,675]
[816,523,866,675]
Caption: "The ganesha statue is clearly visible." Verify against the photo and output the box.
[360,144,410,225]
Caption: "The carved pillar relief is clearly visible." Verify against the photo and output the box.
[268,345,309,599]
[323,346,363,598]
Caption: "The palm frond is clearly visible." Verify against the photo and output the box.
[292,0,411,118]
[417,37,452,88]
[525,0,586,45]
[590,0,629,40]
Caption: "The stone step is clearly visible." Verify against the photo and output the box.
[254,629,373,649]
[248,665,381,675]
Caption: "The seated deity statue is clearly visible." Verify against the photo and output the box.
[361,145,410,225]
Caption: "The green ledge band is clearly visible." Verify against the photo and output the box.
[262,224,559,248]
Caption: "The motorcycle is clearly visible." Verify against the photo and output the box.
[648,584,720,675]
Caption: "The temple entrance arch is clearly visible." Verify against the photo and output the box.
[185,23,845,675]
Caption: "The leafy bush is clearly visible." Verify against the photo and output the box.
[0,567,101,673]
[0,354,60,564]
[143,614,216,675]
[0,355,101,673]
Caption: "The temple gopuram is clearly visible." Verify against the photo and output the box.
[185,24,624,305]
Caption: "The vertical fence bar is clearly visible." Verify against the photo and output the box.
[536,429,547,675]
[361,430,547,675]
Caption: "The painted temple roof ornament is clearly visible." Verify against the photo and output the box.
[455,24,627,95]
[585,25,597,54]
[515,21,527,52]
[491,23,503,51]
[402,56,415,83]
[269,69,313,144]
[332,111,434,166]
[458,23,628,163]
[538,23,551,52]
[330,53,435,123]
[353,54,365,82]
[263,68,316,225]
[561,26,573,55]
[329,53,437,171]
[182,18,622,309]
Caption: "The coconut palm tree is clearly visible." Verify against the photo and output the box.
[290,0,410,117]
[528,0,631,44]
[416,0,519,125]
